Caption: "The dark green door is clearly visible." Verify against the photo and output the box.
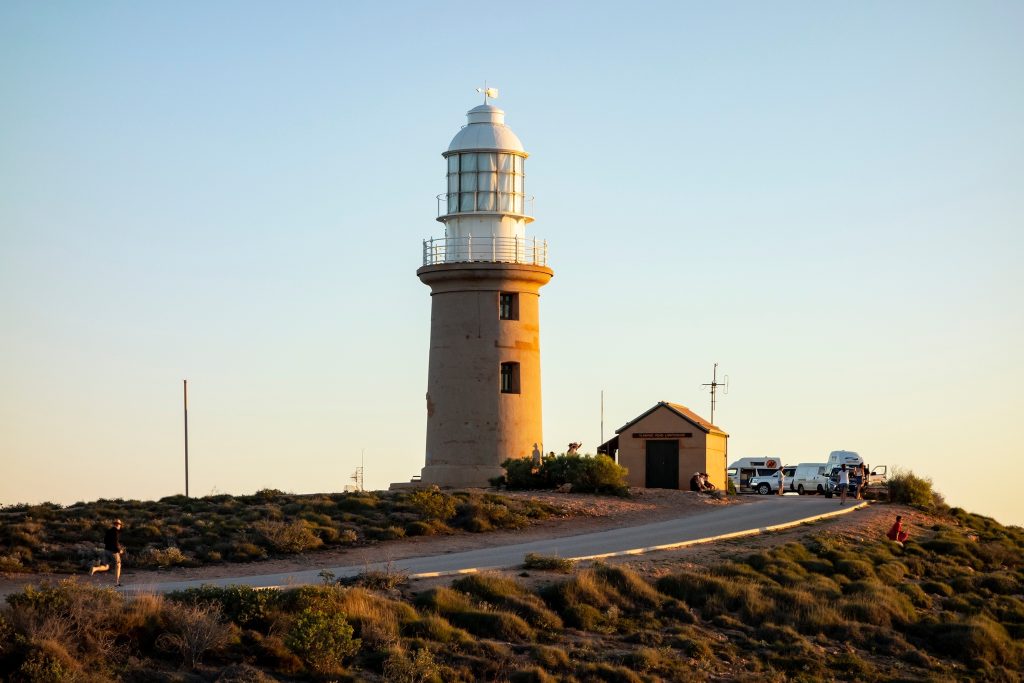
[645,440,679,489]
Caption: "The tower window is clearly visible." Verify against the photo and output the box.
[500,362,520,394]
[499,292,519,320]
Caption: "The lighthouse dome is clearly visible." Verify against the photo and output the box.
[447,104,526,154]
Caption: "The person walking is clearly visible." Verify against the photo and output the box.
[838,464,850,505]
[90,519,126,586]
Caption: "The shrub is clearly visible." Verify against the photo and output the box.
[285,608,360,674]
[157,601,233,669]
[383,646,441,683]
[135,546,191,568]
[406,489,457,521]
[168,585,281,629]
[887,468,941,509]
[253,520,323,553]
[523,553,576,573]
[501,452,630,495]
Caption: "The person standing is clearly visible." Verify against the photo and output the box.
[89,519,125,586]
[776,467,785,496]
[838,464,850,505]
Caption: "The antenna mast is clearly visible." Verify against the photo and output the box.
[351,449,365,492]
[701,363,728,424]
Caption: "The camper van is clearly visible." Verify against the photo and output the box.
[791,462,829,495]
[825,450,864,470]
[727,457,784,494]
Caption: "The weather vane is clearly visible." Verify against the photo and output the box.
[476,82,499,104]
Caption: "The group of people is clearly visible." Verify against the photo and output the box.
[689,471,716,493]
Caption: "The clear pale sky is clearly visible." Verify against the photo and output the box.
[2,2,1021,526]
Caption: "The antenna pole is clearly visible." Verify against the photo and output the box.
[183,379,189,498]
[600,390,604,447]
[701,363,726,425]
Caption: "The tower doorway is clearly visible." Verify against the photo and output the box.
[645,440,679,489]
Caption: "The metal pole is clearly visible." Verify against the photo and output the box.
[600,390,604,447]
[183,379,189,498]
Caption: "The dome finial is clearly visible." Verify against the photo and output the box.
[475,82,499,105]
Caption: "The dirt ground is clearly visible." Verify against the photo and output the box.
[0,489,934,595]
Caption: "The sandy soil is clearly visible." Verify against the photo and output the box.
[1,490,938,597]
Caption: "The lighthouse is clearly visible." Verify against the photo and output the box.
[417,94,553,488]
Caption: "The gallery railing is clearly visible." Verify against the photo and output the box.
[422,235,548,267]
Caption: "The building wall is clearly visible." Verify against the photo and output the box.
[616,405,728,490]
[417,261,553,487]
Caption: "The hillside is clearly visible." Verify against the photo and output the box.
[0,493,1021,681]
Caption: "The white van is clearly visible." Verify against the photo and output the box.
[791,462,828,495]
[825,450,864,470]
[727,457,785,493]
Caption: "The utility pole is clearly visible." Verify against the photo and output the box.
[183,379,189,498]
[701,363,728,425]
[600,390,604,447]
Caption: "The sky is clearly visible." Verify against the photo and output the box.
[1,1,1022,526]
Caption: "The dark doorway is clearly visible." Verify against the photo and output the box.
[645,440,679,489]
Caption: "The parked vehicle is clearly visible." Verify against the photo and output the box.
[791,462,829,495]
[822,463,887,498]
[825,450,864,471]
[747,467,787,495]
[728,457,784,493]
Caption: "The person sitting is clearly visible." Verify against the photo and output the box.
[689,472,702,492]
[700,473,716,491]
[886,515,910,544]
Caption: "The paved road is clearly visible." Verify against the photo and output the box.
[122,495,866,594]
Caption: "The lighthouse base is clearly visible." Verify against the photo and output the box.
[419,463,506,489]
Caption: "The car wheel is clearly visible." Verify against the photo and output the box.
[797,485,805,495]
[757,483,771,495]
[817,485,825,495]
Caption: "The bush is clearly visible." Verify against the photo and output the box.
[135,546,191,568]
[500,452,630,496]
[169,585,281,629]
[253,520,323,553]
[157,601,233,669]
[406,489,457,521]
[285,608,360,674]
[523,553,576,573]
[888,468,941,509]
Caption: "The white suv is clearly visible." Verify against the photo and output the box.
[748,467,794,495]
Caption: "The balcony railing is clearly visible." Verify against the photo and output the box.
[422,235,548,267]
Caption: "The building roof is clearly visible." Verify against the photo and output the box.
[447,104,526,154]
[614,401,728,437]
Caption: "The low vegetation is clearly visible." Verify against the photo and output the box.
[496,452,630,496]
[0,489,562,575]
[2,499,1021,681]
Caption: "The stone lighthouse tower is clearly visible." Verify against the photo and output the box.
[417,95,553,488]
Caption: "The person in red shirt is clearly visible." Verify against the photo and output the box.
[886,515,909,544]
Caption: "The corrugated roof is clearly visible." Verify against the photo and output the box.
[614,401,728,437]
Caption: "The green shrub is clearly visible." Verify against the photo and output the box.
[523,553,576,573]
[406,489,457,521]
[382,646,441,683]
[500,452,630,496]
[887,468,941,509]
[285,608,360,674]
[253,520,323,553]
[135,546,191,568]
[168,584,281,629]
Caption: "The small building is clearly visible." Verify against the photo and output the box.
[598,401,729,490]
